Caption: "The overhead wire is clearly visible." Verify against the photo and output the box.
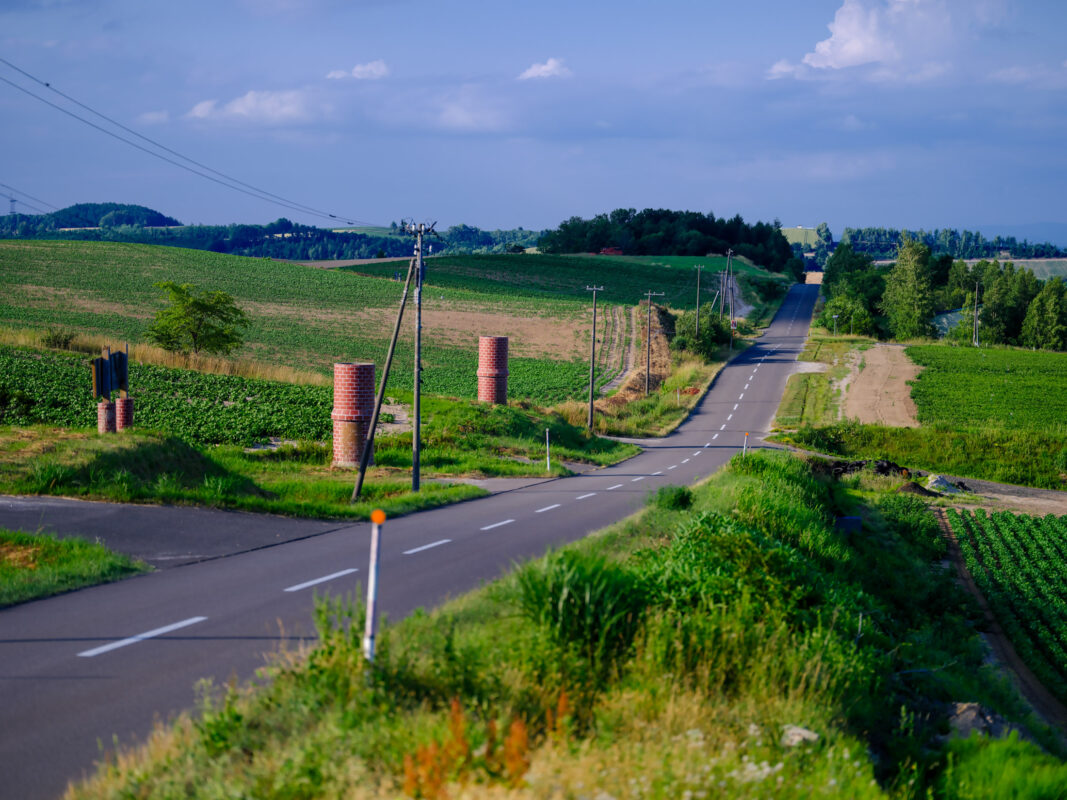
[0,181,58,212]
[0,58,382,227]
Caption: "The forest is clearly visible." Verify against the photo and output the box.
[536,208,800,275]
[839,226,1066,260]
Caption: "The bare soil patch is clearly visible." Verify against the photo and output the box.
[596,304,671,409]
[843,343,920,427]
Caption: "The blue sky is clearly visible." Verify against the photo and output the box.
[2,0,1066,239]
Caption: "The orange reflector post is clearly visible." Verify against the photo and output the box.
[371,509,386,524]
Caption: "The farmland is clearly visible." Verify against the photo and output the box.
[947,509,1067,704]
[906,345,1067,433]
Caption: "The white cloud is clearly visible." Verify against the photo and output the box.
[326,60,389,80]
[325,69,349,80]
[185,89,320,124]
[778,0,957,82]
[137,110,169,125]
[517,57,571,80]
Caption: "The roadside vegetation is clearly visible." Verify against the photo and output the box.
[0,527,146,607]
[775,334,873,429]
[774,342,1067,489]
[66,451,1067,799]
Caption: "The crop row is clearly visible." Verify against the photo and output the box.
[906,345,1067,433]
[948,508,1067,703]
[0,345,597,445]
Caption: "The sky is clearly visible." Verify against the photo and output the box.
[2,0,1066,240]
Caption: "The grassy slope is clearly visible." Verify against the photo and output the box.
[0,528,147,607]
[67,451,1067,799]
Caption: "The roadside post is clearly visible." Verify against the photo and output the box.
[363,509,385,664]
[743,432,749,458]
[545,428,550,473]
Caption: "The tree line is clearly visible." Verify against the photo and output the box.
[819,239,1067,351]
[537,208,801,276]
[840,226,1066,260]
[0,204,542,259]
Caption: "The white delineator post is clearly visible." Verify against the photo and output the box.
[363,508,385,663]
[545,428,550,473]
[743,432,749,458]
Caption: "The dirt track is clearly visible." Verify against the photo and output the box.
[843,343,920,427]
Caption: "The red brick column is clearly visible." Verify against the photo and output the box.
[477,336,509,404]
[332,362,375,468]
[97,401,116,434]
[116,397,134,431]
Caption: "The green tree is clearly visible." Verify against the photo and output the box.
[1020,277,1067,351]
[880,237,935,340]
[817,293,873,336]
[145,282,249,356]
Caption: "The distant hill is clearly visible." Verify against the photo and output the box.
[781,227,819,248]
[48,203,181,229]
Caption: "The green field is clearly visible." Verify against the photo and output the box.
[906,345,1067,433]
[345,252,787,309]
[948,510,1067,704]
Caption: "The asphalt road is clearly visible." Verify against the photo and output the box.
[0,283,818,800]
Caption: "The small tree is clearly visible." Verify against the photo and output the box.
[145,281,249,355]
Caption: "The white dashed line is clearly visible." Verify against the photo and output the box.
[733,403,739,410]
[720,423,726,430]
[745,383,750,390]
[404,540,451,555]
[652,470,664,475]
[78,617,208,658]
[481,519,515,531]
[535,504,561,513]
[727,414,733,421]
[681,458,690,464]
[693,451,701,456]
[739,393,744,400]
[284,569,358,592]
[607,484,624,490]
[668,465,678,470]
[631,476,645,482]
[705,442,711,447]
[577,493,597,500]
[712,433,719,440]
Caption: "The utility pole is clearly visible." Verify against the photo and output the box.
[644,290,665,396]
[726,249,734,351]
[973,279,980,347]
[694,264,704,341]
[407,221,436,492]
[585,286,604,430]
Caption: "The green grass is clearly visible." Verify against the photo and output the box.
[0,528,147,607]
[775,335,871,429]
[66,451,1067,799]
[775,421,1067,489]
[906,345,1067,433]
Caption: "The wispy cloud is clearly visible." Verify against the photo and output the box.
[517,57,571,80]
[186,89,321,124]
[137,110,169,125]
[326,59,389,80]
[435,86,508,132]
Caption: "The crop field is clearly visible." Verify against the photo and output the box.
[948,509,1067,703]
[344,252,786,310]
[0,241,620,401]
[905,345,1067,432]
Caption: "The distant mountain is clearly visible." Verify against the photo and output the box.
[976,223,1067,250]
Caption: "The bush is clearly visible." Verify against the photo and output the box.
[41,327,76,349]
[651,485,693,510]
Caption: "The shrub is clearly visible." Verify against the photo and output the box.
[651,485,692,510]
[877,494,946,560]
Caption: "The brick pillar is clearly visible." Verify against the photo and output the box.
[332,362,375,468]
[477,336,509,404]
[97,401,116,434]
[116,397,134,431]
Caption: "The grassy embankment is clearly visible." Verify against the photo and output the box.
[67,451,1067,799]
[0,528,146,607]
[775,344,1067,489]
[775,334,875,429]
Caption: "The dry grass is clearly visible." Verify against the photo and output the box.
[0,326,330,387]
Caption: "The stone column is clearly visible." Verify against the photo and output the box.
[477,336,509,404]
[332,362,375,467]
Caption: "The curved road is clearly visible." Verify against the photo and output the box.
[0,284,818,800]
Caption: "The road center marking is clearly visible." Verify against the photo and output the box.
[712,433,719,440]
[404,540,451,555]
[577,492,597,500]
[733,403,739,410]
[727,414,733,421]
[720,423,726,430]
[481,519,515,531]
[745,384,749,390]
[631,476,645,482]
[607,483,624,490]
[652,470,664,475]
[77,616,208,658]
[681,458,690,464]
[284,568,359,592]
[739,393,744,400]
[693,451,701,456]
[668,465,678,470]
[535,504,561,513]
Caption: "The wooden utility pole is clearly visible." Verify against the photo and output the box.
[694,264,703,341]
[585,286,604,430]
[644,290,665,396]
[409,222,435,492]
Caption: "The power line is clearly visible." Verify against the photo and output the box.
[0,58,382,227]
[0,181,58,212]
